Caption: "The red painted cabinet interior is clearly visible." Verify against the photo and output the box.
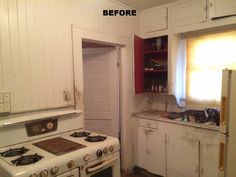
[134,35,168,94]
[134,35,144,94]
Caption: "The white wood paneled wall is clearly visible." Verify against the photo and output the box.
[0,0,138,113]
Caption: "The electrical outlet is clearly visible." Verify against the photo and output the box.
[3,103,11,112]
[0,103,3,112]
[3,93,10,102]
[0,93,3,103]
[0,92,11,113]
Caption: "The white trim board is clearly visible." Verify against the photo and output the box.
[0,109,82,128]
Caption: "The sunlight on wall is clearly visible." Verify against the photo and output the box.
[187,30,236,107]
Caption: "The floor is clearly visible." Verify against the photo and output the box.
[121,173,144,177]
[121,170,160,177]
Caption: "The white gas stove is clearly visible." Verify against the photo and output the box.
[0,112,120,177]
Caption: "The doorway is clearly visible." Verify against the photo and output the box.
[72,26,133,170]
[82,40,120,138]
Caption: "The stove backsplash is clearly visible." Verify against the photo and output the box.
[0,113,83,148]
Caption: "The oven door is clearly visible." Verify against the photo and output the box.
[80,153,120,177]
[57,168,79,177]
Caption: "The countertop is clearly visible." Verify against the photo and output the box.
[133,110,220,131]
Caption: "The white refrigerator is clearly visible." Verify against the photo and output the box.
[219,69,236,177]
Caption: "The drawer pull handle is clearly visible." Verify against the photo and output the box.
[86,157,118,174]
[219,142,225,171]
[221,96,227,126]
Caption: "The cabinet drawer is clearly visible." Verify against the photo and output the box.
[139,119,158,129]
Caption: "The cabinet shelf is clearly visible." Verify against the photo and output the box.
[144,69,167,73]
[144,50,168,54]
[134,35,168,94]
[145,91,167,95]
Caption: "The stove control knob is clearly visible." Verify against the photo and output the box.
[29,174,38,177]
[67,160,75,169]
[50,166,59,175]
[96,149,103,157]
[103,147,108,154]
[80,165,85,171]
[84,154,90,162]
[40,170,48,177]
[46,122,54,130]
[109,145,114,152]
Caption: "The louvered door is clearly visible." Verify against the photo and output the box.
[83,47,119,138]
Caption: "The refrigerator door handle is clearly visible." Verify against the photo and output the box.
[219,142,225,171]
[220,96,227,126]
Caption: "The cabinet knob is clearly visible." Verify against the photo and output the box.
[209,3,213,7]
[201,168,203,175]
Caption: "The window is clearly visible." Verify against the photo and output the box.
[186,29,236,107]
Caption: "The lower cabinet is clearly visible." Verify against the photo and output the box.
[136,119,166,176]
[134,117,220,177]
[167,133,200,177]
[200,133,219,177]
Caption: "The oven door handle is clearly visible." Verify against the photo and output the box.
[86,157,118,174]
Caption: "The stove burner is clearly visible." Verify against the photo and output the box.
[0,147,29,157]
[85,135,107,142]
[70,131,91,137]
[11,154,43,166]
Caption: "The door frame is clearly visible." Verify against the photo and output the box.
[72,25,134,171]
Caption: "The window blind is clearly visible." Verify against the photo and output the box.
[186,29,236,107]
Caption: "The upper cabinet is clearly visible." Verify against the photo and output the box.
[140,6,167,35]
[169,0,207,28]
[0,0,75,113]
[209,0,236,19]
[134,35,168,94]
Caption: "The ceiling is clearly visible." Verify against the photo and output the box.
[115,0,178,10]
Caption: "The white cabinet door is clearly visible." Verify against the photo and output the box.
[201,140,219,177]
[140,6,167,33]
[169,0,207,27]
[148,130,166,176]
[137,126,148,169]
[167,135,200,177]
[209,0,236,19]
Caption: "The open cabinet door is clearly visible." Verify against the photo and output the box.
[134,35,144,94]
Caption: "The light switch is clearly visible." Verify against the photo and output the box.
[0,103,4,112]
[3,103,11,112]
[0,93,3,103]
[3,93,10,102]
